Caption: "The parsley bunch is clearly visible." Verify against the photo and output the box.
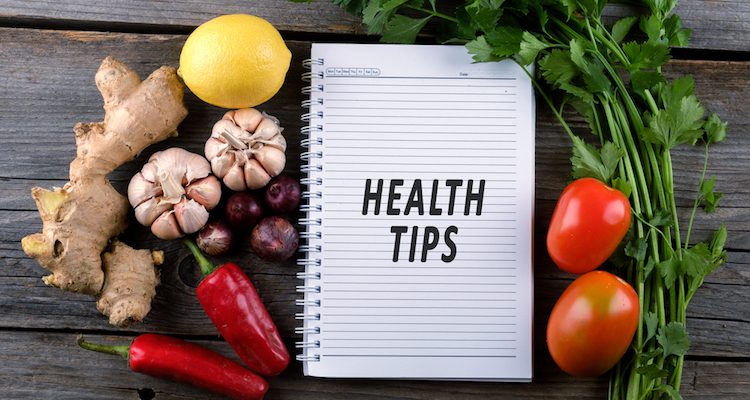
[322,0,729,398]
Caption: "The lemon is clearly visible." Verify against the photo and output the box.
[179,14,292,108]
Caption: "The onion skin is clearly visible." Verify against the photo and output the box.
[264,174,301,214]
[197,220,234,256]
[250,216,299,261]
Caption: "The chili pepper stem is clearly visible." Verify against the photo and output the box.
[77,335,130,360]
[182,238,217,277]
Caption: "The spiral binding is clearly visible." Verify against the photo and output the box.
[297,57,325,363]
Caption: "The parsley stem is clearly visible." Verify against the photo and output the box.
[404,5,459,24]
[591,20,630,66]
[644,89,660,115]
[516,62,577,141]
[684,144,710,248]
[664,151,683,257]
[602,99,644,400]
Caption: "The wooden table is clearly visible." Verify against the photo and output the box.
[1,1,748,399]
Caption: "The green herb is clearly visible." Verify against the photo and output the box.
[323,0,728,398]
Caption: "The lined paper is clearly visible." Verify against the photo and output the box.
[301,44,533,381]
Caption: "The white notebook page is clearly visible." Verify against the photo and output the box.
[300,43,534,381]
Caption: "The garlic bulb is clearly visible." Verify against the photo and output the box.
[128,148,221,239]
[205,108,287,191]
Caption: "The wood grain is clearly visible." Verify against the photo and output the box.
[0,26,748,399]
[0,331,747,399]
[0,0,364,34]
[0,1,748,51]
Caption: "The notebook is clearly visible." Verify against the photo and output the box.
[296,43,534,381]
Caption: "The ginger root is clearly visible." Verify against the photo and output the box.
[21,57,188,326]
[97,241,163,326]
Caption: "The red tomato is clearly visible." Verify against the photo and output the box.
[547,271,639,377]
[547,178,631,274]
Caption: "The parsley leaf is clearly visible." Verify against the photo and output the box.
[611,16,638,43]
[643,257,656,279]
[570,137,623,182]
[539,49,576,85]
[655,384,684,400]
[612,177,632,198]
[636,364,669,379]
[332,0,368,14]
[538,49,595,103]
[570,39,612,94]
[642,94,705,148]
[380,0,410,11]
[381,15,432,43]
[657,322,691,358]
[663,14,691,47]
[466,36,501,62]
[648,209,674,228]
[484,25,524,58]
[699,176,723,212]
[657,257,681,290]
[639,347,663,361]
[703,112,727,144]
[682,243,713,279]
[660,75,695,108]
[623,41,671,71]
[362,0,394,34]
[639,15,663,42]
[464,0,505,33]
[625,237,648,263]
[631,70,665,92]
[710,225,728,263]
[557,0,578,18]
[516,32,549,65]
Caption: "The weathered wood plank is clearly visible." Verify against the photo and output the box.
[0,27,747,357]
[3,220,750,360]
[0,26,748,398]
[0,1,748,52]
[0,27,746,212]
[0,0,364,35]
[0,331,747,399]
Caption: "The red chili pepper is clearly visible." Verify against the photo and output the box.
[77,334,268,400]
[184,240,290,376]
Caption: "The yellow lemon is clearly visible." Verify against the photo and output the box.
[179,14,291,108]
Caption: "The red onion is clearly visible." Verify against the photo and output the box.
[196,220,234,256]
[264,174,301,214]
[250,216,299,261]
[225,192,264,232]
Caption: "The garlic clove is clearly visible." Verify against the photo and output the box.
[210,119,238,141]
[205,137,228,161]
[227,108,263,133]
[223,163,248,191]
[140,160,158,182]
[186,175,222,210]
[184,151,211,184]
[255,146,286,178]
[173,198,209,234]
[127,172,162,207]
[134,197,172,226]
[261,111,281,126]
[244,158,272,190]
[253,116,281,141]
[210,152,235,178]
[151,211,183,240]
[264,134,287,152]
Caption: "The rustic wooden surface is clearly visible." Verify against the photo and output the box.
[0,1,747,399]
